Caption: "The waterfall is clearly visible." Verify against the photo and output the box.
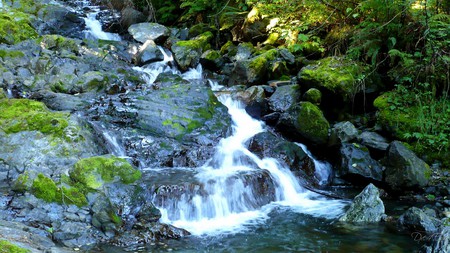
[297,143,332,185]
[151,80,346,235]
[84,11,121,41]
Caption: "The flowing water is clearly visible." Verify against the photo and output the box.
[84,14,421,253]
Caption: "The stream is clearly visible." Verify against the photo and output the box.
[32,1,423,251]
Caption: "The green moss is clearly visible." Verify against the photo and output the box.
[0,11,38,45]
[0,50,25,59]
[0,99,69,137]
[0,240,29,253]
[299,57,370,101]
[294,102,330,144]
[70,156,141,190]
[31,174,88,207]
[303,88,322,104]
[12,172,30,193]
[176,31,213,51]
[203,50,221,61]
[220,41,237,56]
[38,35,79,54]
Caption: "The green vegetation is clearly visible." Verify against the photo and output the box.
[70,156,142,190]
[0,99,69,138]
[293,102,330,145]
[0,240,29,253]
[0,11,38,45]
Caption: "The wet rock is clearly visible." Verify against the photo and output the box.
[384,141,431,191]
[200,49,224,70]
[29,90,88,111]
[171,32,213,71]
[36,4,85,39]
[267,84,300,112]
[135,40,164,66]
[339,183,385,223]
[128,22,170,44]
[277,102,330,145]
[424,226,450,253]
[338,143,383,182]
[228,49,278,86]
[329,121,358,145]
[359,131,389,151]
[248,132,317,187]
[398,207,441,234]
[232,86,268,119]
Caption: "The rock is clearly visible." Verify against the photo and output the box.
[228,49,278,86]
[303,88,322,104]
[426,226,450,253]
[248,132,317,187]
[36,4,85,39]
[398,207,441,234]
[188,23,215,39]
[233,42,255,61]
[128,23,170,44]
[0,10,38,45]
[29,90,88,111]
[359,131,389,151]
[279,48,295,65]
[268,84,300,112]
[135,40,164,66]
[171,32,213,71]
[277,102,330,145]
[120,7,147,30]
[232,86,268,119]
[200,49,223,70]
[329,121,358,145]
[338,143,383,182]
[339,183,385,223]
[298,56,381,119]
[384,141,431,191]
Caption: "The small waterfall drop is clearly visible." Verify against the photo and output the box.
[153,80,347,235]
[84,11,121,41]
[297,143,333,185]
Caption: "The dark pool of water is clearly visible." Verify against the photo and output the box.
[96,205,423,253]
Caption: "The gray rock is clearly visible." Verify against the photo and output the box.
[120,7,147,29]
[338,143,383,181]
[339,183,385,223]
[398,207,441,234]
[128,22,170,44]
[268,84,300,112]
[359,131,389,151]
[136,40,164,65]
[385,141,431,191]
[232,86,267,119]
[279,48,295,65]
[330,121,358,145]
[427,226,450,253]
[233,42,255,61]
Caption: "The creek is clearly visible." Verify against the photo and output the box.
[79,16,423,252]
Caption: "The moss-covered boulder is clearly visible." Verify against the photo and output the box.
[70,156,141,190]
[0,11,38,45]
[31,173,87,207]
[0,99,69,138]
[171,31,213,71]
[0,239,29,253]
[229,49,278,86]
[303,88,322,105]
[38,35,79,54]
[278,102,330,145]
[298,57,380,118]
[200,49,223,70]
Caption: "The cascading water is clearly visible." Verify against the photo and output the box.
[83,8,121,41]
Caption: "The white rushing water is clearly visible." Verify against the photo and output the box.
[129,44,347,236]
[84,11,121,41]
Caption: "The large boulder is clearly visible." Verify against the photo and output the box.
[128,23,170,44]
[339,183,385,223]
[267,84,300,113]
[298,57,380,118]
[398,207,441,235]
[171,32,213,71]
[36,4,85,39]
[277,102,330,145]
[384,141,431,191]
[248,132,317,187]
[338,143,383,182]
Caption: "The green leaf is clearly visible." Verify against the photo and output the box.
[297,33,309,42]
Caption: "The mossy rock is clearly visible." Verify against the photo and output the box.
[38,35,79,54]
[220,41,237,56]
[303,88,322,104]
[0,49,25,59]
[0,240,29,253]
[0,11,38,45]
[188,23,215,38]
[281,101,330,145]
[172,31,214,71]
[230,49,279,86]
[298,57,377,102]
[70,155,141,190]
[0,99,69,138]
[31,173,87,207]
